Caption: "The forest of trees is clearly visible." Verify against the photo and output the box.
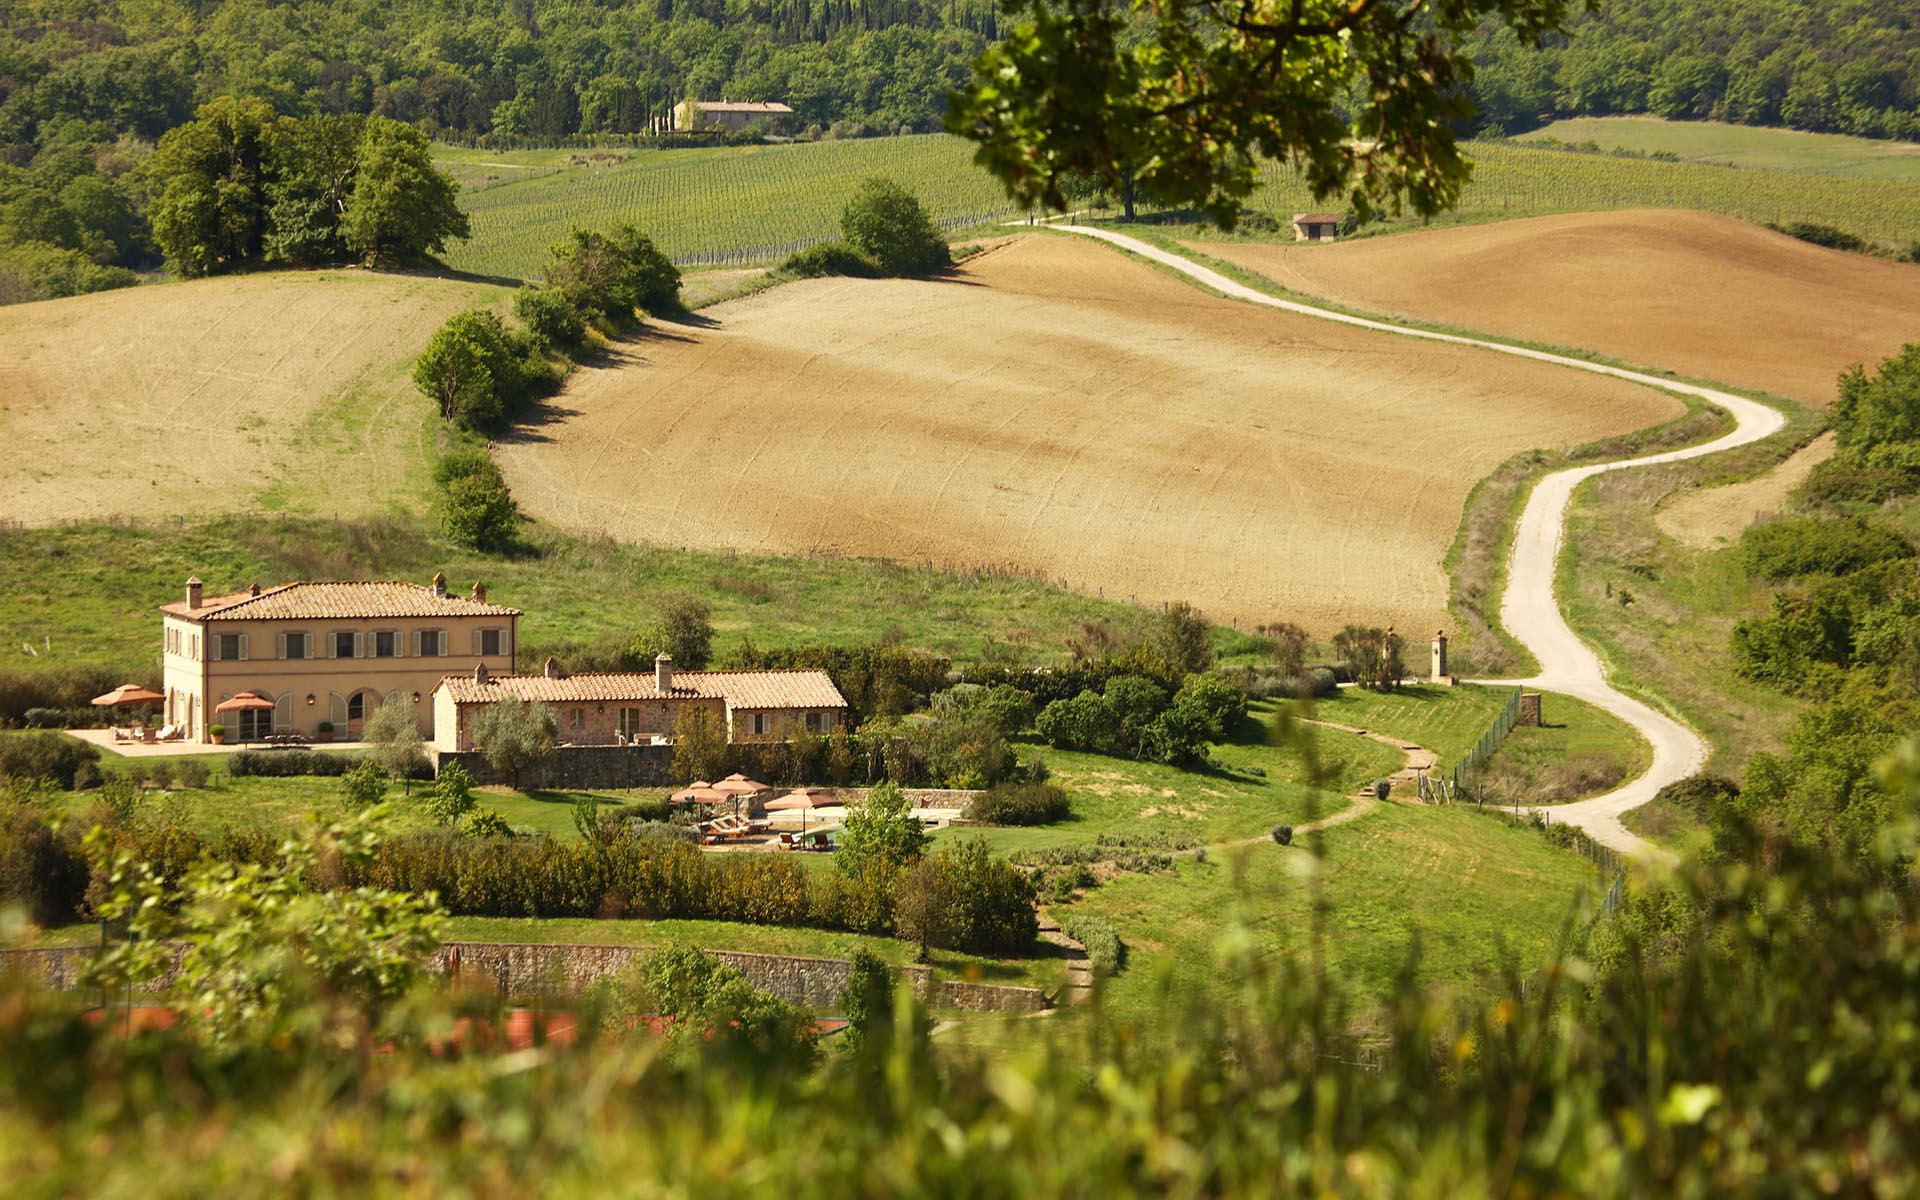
[2,0,1917,302]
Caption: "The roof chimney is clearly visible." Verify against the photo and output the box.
[655,653,673,693]
[471,581,487,603]
[544,657,563,680]
[474,662,490,684]
[248,582,261,598]
[185,576,202,610]
[431,571,447,599]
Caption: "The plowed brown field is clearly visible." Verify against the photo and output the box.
[497,235,1679,633]
[1195,210,1920,407]
[0,271,504,524]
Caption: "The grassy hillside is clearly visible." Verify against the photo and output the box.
[0,271,508,525]
[437,135,1019,279]
[1517,117,1920,181]
[1241,140,1920,247]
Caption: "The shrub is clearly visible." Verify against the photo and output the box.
[1062,914,1126,976]
[433,450,520,552]
[340,760,390,808]
[0,731,102,789]
[1372,778,1393,800]
[1034,690,1120,753]
[1271,824,1294,846]
[838,782,929,876]
[964,781,1071,826]
[425,761,477,826]
[1653,773,1740,822]
[227,749,361,778]
[1799,459,1918,506]
[171,760,211,790]
[1769,222,1866,252]
[1740,515,1913,581]
[514,284,586,352]
[143,761,175,790]
[464,807,514,838]
[545,224,681,323]
[838,949,898,1050]
[781,241,883,278]
[839,177,950,277]
[925,839,1038,954]
[1171,672,1248,737]
[208,724,225,741]
[0,781,91,925]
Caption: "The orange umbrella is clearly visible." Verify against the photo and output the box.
[711,773,770,795]
[669,785,729,806]
[91,684,165,707]
[766,789,829,832]
[213,692,275,713]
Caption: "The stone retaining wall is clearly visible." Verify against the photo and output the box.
[2,941,1047,1015]
[432,745,677,789]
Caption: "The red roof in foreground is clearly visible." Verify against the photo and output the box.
[440,669,848,711]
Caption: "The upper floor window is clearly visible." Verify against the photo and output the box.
[804,711,822,733]
[751,712,768,736]
[215,633,244,661]
[418,630,441,657]
[373,632,397,658]
[334,631,357,659]
[282,632,307,660]
[479,628,503,657]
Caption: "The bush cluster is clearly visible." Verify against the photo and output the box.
[1739,515,1913,581]
[838,177,951,277]
[413,307,554,431]
[963,781,1070,826]
[0,732,101,789]
[433,449,521,553]
[227,749,366,778]
[1061,914,1126,976]
[780,241,882,279]
[0,663,139,727]
[1034,671,1247,765]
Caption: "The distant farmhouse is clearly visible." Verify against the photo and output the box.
[159,575,519,744]
[1291,213,1346,242]
[155,574,847,754]
[675,99,795,134]
[432,655,847,754]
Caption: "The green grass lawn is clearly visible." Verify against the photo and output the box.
[435,135,1020,280]
[1282,683,1517,770]
[1516,117,1920,182]
[1475,691,1653,806]
[1064,802,1609,1029]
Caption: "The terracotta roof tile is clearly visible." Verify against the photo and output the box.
[440,670,846,710]
[160,581,520,621]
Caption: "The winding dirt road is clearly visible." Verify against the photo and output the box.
[1054,225,1786,859]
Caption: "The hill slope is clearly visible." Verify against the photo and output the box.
[496,234,1679,634]
[0,271,506,524]
[1198,210,1920,406]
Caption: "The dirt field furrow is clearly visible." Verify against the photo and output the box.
[496,235,1678,632]
[1196,210,1920,407]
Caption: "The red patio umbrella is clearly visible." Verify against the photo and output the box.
[91,683,166,729]
[765,789,829,833]
[213,692,275,713]
[669,784,729,806]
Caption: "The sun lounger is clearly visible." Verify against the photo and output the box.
[778,832,800,851]
[809,832,831,851]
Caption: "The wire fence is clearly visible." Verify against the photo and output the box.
[1415,686,1523,804]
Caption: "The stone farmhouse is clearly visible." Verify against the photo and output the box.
[431,654,848,755]
[673,98,795,133]
[159,574,520,743]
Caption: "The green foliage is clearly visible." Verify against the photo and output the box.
[432,448,521,552]
[513,284,586,352]
[838,176,950,277]
[0,731,102,790]
[1333,625,1408,692]
[670,707,729,784]
[148,101,466,277]
[623,948,816,1066]
[930,683,1033,737]
[1158,602,1214,675]
[1061,913,1125,976]
[425,761,477,827]
[836,948,899,1051]
[1767,221,1866,251]
[626,593,714,670]
[463,807,514,838]
[544,224,681,324]
[962,780,1070,826]
[1652,773,1741,823]
[1738,515,1913,581]
[1034,690,1121,754]
[1730,699,1902,869]
[470,701,558,786]
[227,749,360,778]
[780,240,883,279]
[837,781,929,877]
[84,806,446,1046]
[363,693,429,782]
[1832,342,1920,461]
[339,760,391,808]
[340,117,469,266]
[0,240,137,302]
[414,308,550,430]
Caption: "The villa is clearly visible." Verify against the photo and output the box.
[431,654,848,754]
[159,574,520,743]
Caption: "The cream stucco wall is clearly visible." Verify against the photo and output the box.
[165,612,516,743]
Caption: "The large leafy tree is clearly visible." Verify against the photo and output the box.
[341,117,470,266]
[147,96,287,276]
[947,0,1591,226]
[839,176,951,276]
[264,113,364,266]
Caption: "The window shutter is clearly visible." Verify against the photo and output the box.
[238,634,248,661]
[440,628,449,657]
[472,627,482,656]
[276,633,286,659]
[354,633,365,658]
[412,630,421,658]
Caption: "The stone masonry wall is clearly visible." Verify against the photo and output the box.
[433,744,678,789]
[3,942,1047,1015]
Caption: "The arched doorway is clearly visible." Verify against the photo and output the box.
[345,689,379,739]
